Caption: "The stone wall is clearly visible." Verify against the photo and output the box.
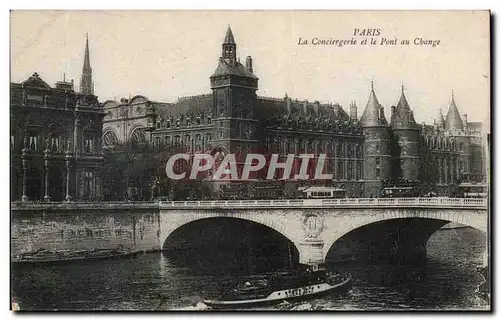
[11,203,160,262]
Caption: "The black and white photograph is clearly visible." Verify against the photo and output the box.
[9,10,490,311]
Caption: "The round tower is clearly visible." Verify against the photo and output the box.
[390,86,420,182]
[360,82,391,197]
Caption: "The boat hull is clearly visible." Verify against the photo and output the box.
[204,277,352,309]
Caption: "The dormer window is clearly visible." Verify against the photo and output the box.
[207,117,212,125]
[166,120,171,128]
[156,121,161,129]
[186,119,191,127]
[176,120,180,127]
[196,118,201,126]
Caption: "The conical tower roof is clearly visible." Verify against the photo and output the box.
[224,25,235,44]
[391,85,417,130]
[445,91,463,131]
[360,82,388,127]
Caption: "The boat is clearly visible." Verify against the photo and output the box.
[203,265,352,309]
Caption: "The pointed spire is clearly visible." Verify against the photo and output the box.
[360,81,388,127]
[80,33,93,95]
[224,25,235,44]
[445,90,463,131]
[392,85,417,129]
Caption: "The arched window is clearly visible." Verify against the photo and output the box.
[103,131,118,148]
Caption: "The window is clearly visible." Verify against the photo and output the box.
[155,136,161,149]
[165,135,171,146]
[10,134,14,151]
[176,120,180,127]
[84,135,94,153]
[207,117,212,125]
[357,162,363,180]
[219,130,224,139]
[51,135,60,152]
[347,162,353,180]
[156,121,161,129]
[29,133,38,151]
[195,134,202,150]
[375,157,381,178]
[196,118,201,126]
[166,120,171,128]
[338,161,344,179]
[186,119,191,127]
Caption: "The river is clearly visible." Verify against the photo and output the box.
[11,226,489,311]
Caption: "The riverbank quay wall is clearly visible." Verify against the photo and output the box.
[11,202,160,262]
[11,198,487,264]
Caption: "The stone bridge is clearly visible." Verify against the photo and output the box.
[11,198,488,265]
[159,198,488,264]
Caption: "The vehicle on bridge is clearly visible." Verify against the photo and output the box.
[381,186,418,198]
[458,183,488,198]
[301,186,346,199]
[203,265,352,309]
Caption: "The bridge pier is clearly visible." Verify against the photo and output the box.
[298,239,325,265]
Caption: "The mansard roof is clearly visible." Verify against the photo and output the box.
[360,83,388,127]
[391,87,418,130]
[257,96,352,127]
[211,58,258,79]
[445,93,463,131]
[155,94,213,120]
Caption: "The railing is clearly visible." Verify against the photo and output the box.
[11,198,488,210]
[159,197,488,209]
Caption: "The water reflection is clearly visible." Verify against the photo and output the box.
[11,227,488,311]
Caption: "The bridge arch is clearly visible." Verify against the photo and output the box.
[321,208,487,261]
[160,211,301,251]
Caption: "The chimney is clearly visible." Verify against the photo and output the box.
[463,113,468,127]
[313,101,320,114]
[390,105,396,119]
[433,119,438,131]
[409,111,414,123]
[350,100,358,120]
[379,106,385,120]
[246,56,253,73]
[303,100,308,114]
[422,121,426,134]
[286,95,291,112]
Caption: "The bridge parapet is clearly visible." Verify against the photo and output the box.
[159,198,488,209]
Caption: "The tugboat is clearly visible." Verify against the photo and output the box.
[203,264,352,309]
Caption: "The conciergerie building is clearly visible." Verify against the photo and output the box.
[11,26,486,201]
[100,26,485,199]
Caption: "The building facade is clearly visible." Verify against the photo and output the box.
[10,35,105,202]
[101,26,486,199]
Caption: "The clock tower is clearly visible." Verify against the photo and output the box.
[210,26,260,163]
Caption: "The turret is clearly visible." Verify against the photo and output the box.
[390,85,420,182]
[359,81,391,197]
[445,90,463,133]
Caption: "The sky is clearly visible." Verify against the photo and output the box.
[10,10,490,129]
